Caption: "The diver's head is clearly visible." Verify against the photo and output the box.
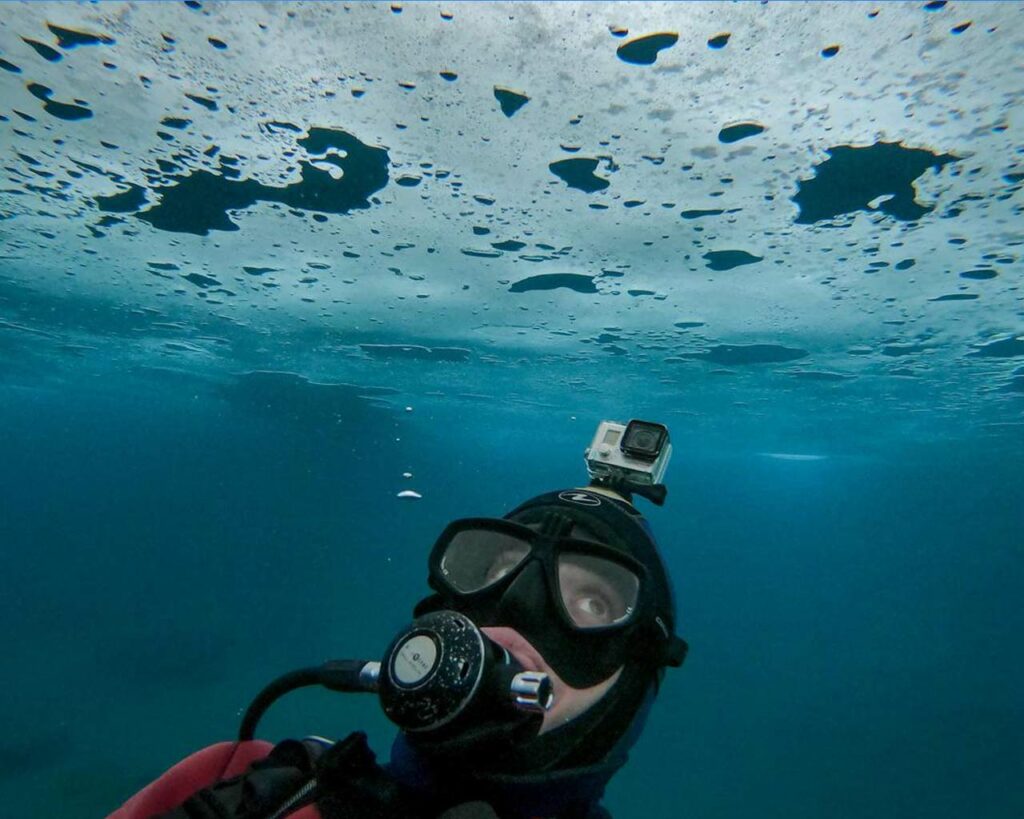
[412,486,686,772]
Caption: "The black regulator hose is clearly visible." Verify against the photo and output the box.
[238,659,377,742]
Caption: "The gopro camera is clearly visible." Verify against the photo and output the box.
[584,419,672,487]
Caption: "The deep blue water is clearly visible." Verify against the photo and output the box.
[1,373,1021,818]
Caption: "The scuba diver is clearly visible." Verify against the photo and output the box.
[110,420,688,819]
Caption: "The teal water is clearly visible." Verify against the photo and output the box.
[1,2,1023,817]
[2,372,1021,817]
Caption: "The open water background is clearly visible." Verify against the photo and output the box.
[1,372,1021,818]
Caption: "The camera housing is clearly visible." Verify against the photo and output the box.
[584,419,672,487]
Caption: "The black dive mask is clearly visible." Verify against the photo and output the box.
[419,514,662,688]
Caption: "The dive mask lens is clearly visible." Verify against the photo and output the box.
[557,552,640,629]
[440,526,531,593]
[438,523,642,630]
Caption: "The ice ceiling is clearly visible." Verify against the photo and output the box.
[1,1,1022,449]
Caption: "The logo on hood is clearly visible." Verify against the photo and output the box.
[557,490,602,507]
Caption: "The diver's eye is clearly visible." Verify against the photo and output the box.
[569,591,614,625]
[558,554,638,628]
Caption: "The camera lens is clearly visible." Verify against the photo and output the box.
[621,420,668,462]
[630,429,657,450]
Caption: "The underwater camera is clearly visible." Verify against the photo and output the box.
[584,419,672,504]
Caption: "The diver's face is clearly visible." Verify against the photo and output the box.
[481,625,622,734]
[480,521,625,733]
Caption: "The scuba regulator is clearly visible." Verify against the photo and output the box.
[237,610,552,742]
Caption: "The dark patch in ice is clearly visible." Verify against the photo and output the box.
[396,175,421,187]
[967,337,1024,359]
[792,142,959,224]
[703,250,763,271]
[680,208,730,219]
[46,23,115,48]
[924,1,947,10]
[95,184,148,213]
[509,274,597,294]
[549,158,610,193]
[616,33,678,65]
[440,71,458,82]
[461,248,502,258]
[472,226,491,236]
[960,268,997,280]
[895,258,916,270]
[674,321,705,330]
[136,127,388,235]
[708,33,731,49]
[628,289,655,297]
[147,262,180,271]
[930,293,978,302]
[718,121,765,144]
[26,83,92,120]
[22,38,62,62]
[493,86,529,117]
[208,37,228,50]
[685,344,809,365]
[0,58,22,73]
[185,93,218,111]
[243,266,278,276]
[360,344,471,362]
[821,45,840,58]
[473,195,495,206]
[182,273,219,288]
[491,240,526,252]
[161,117,191,130]
[950,21,971,35]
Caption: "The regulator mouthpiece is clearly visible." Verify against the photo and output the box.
[378,610,552,733]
